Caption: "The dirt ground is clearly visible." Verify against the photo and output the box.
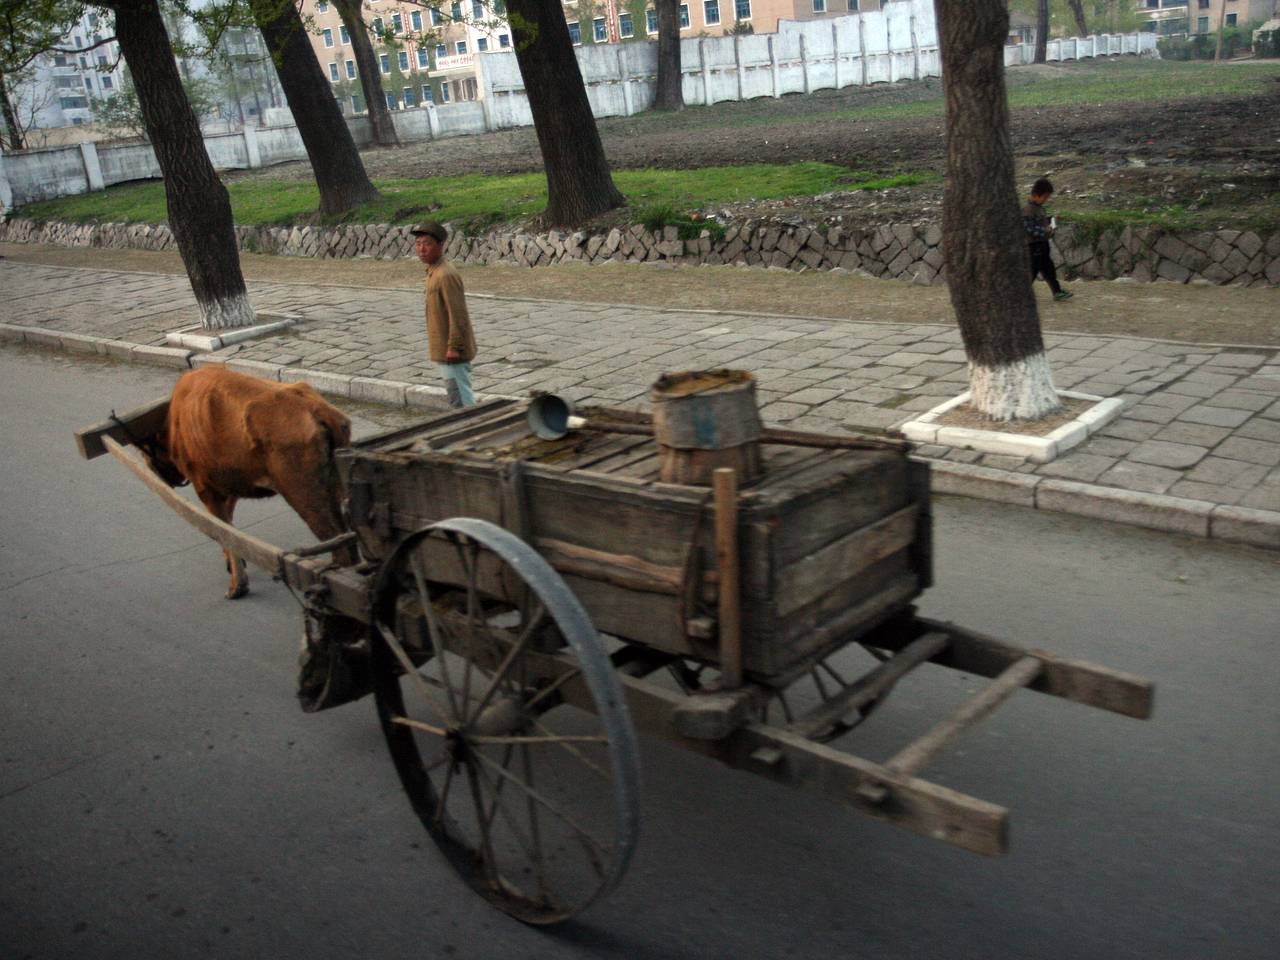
[5,242,1277,346]
[224,59,1280,230]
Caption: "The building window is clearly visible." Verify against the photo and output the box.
[417,47,429,67]
[431,7,443,25]
[568,20,581,43]
[385,91,398,109]
[477,37,489,51]
[59,95,88,109]
[812,0,825,13]
[380,52,391,73]
[403,86,416,106]
[317,0,328,11]
[593,17,607,40]
[411,10,422,30]
[704,0,719,25]
[323,28,333,47]
[84,76,93,89]
[647,9,658,32]
[619,12,633,37]
[346,59,356,78]
[499,33,510,47]
[1197,16,1208,30]
[340,25,349,43]
[1197,0,1208,6]
[441,81,451,102]
[680,5,690,28]
[422,84,434,102]
[456,40,467,54]
[352,93,364,113]
[495,0,505,13]
[451,2,462,19]
[436,43,447,58]
[735,0,751,19]
[1226,13,1237,25]
[392,13,403,33]
[373,17,384,35]
[473,0,484,18]
[102,75,113,90]
[395,50,407,70]
[328,61,340,81]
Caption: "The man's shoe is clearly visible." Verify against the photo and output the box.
[1053,289,1074,301]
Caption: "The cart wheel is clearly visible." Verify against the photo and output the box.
[370,518,641,925]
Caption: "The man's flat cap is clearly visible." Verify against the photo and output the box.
[409,221,448,241]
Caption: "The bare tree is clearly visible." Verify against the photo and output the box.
[503,0,624,226]
[331,0,399,146]
[653,0,682,111]
[1,68,27,149]
[1065,0,1088,37]
[1214,0,1228,61]
[105,0,257,330]
[1034,0,1049,63]
[936,0,1060,421]
[250,0,380,214]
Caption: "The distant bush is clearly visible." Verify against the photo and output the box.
[1159,24,1256,60]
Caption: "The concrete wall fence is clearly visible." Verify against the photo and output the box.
[0,1,1157,210]
[4,215,1275,288]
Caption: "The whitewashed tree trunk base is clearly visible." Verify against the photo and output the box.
[968,351,1061,421]
[200,293,257,331]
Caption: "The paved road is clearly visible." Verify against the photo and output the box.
[1,346,1277,960]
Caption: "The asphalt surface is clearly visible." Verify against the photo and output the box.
[1,347,1277,960]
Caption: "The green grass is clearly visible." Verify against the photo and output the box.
[829,59,1280,123]
[15,162,932,229]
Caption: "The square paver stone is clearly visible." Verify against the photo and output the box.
[1097,461,1182,495]
[1185,457,1269,488]
[1213,437,1280,467]
[1127,440,1210,470]
[1178,405,1253,428]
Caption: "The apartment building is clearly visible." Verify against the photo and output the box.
[1137,0,1280,35]
[301,0,888,116]
[12,9,126,135]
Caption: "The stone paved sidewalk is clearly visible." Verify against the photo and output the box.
[3,259,1279,545]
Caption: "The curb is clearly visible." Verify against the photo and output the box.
[5,321,1279,552]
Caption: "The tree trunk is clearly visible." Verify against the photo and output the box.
[936,0,1059,421]
[0,70,25,150]
[251,0,380,215]
[1214,0,1228,61]
[504,0,624,227]
[654,0,683,111]
[1034,0,1049,63]
[107,0,255,331]
[1065,0,1088,38]
[332,0,400,146]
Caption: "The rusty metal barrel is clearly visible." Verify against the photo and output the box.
[650,370,763,485]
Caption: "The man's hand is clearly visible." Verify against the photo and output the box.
[445,348,462,363]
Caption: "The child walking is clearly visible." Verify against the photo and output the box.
[1023,178,1072,302]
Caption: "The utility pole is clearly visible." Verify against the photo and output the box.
[1214,0,1229,60]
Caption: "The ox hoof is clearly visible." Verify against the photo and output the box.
[226,582,250,600]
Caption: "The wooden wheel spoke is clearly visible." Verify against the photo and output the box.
[410,554,465,721]
[433,757,457,831]
[467,601,547,725]
[471,748,611,865]
[524,666,582,712]
[463,760,502,889]
[531,719,612,781]
[521,741,550,903]
[469,733,609,746]
[457,538,481,724]
[391,714,449,738]
[376,621,451,727]
[470,745,540,868]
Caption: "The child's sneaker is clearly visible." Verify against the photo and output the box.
[1053,289,1073,301]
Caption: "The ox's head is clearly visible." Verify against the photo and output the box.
[135,433,189,488]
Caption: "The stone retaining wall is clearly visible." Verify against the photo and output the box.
[3,217,1277,287]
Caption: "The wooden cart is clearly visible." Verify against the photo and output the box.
[78,395,1153,925]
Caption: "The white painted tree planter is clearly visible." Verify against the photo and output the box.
[900,390,1125,464]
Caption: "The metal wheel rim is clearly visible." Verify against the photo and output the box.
[371,518,641,925]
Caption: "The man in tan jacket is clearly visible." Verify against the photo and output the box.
[412,221,477,407]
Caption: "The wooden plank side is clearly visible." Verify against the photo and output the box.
[75,396,170,460]
[774,504,920,617]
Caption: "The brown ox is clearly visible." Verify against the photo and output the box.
[137,367,358,598]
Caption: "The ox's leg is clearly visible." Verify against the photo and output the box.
[271,456,358,568]
[195,486,249,599]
